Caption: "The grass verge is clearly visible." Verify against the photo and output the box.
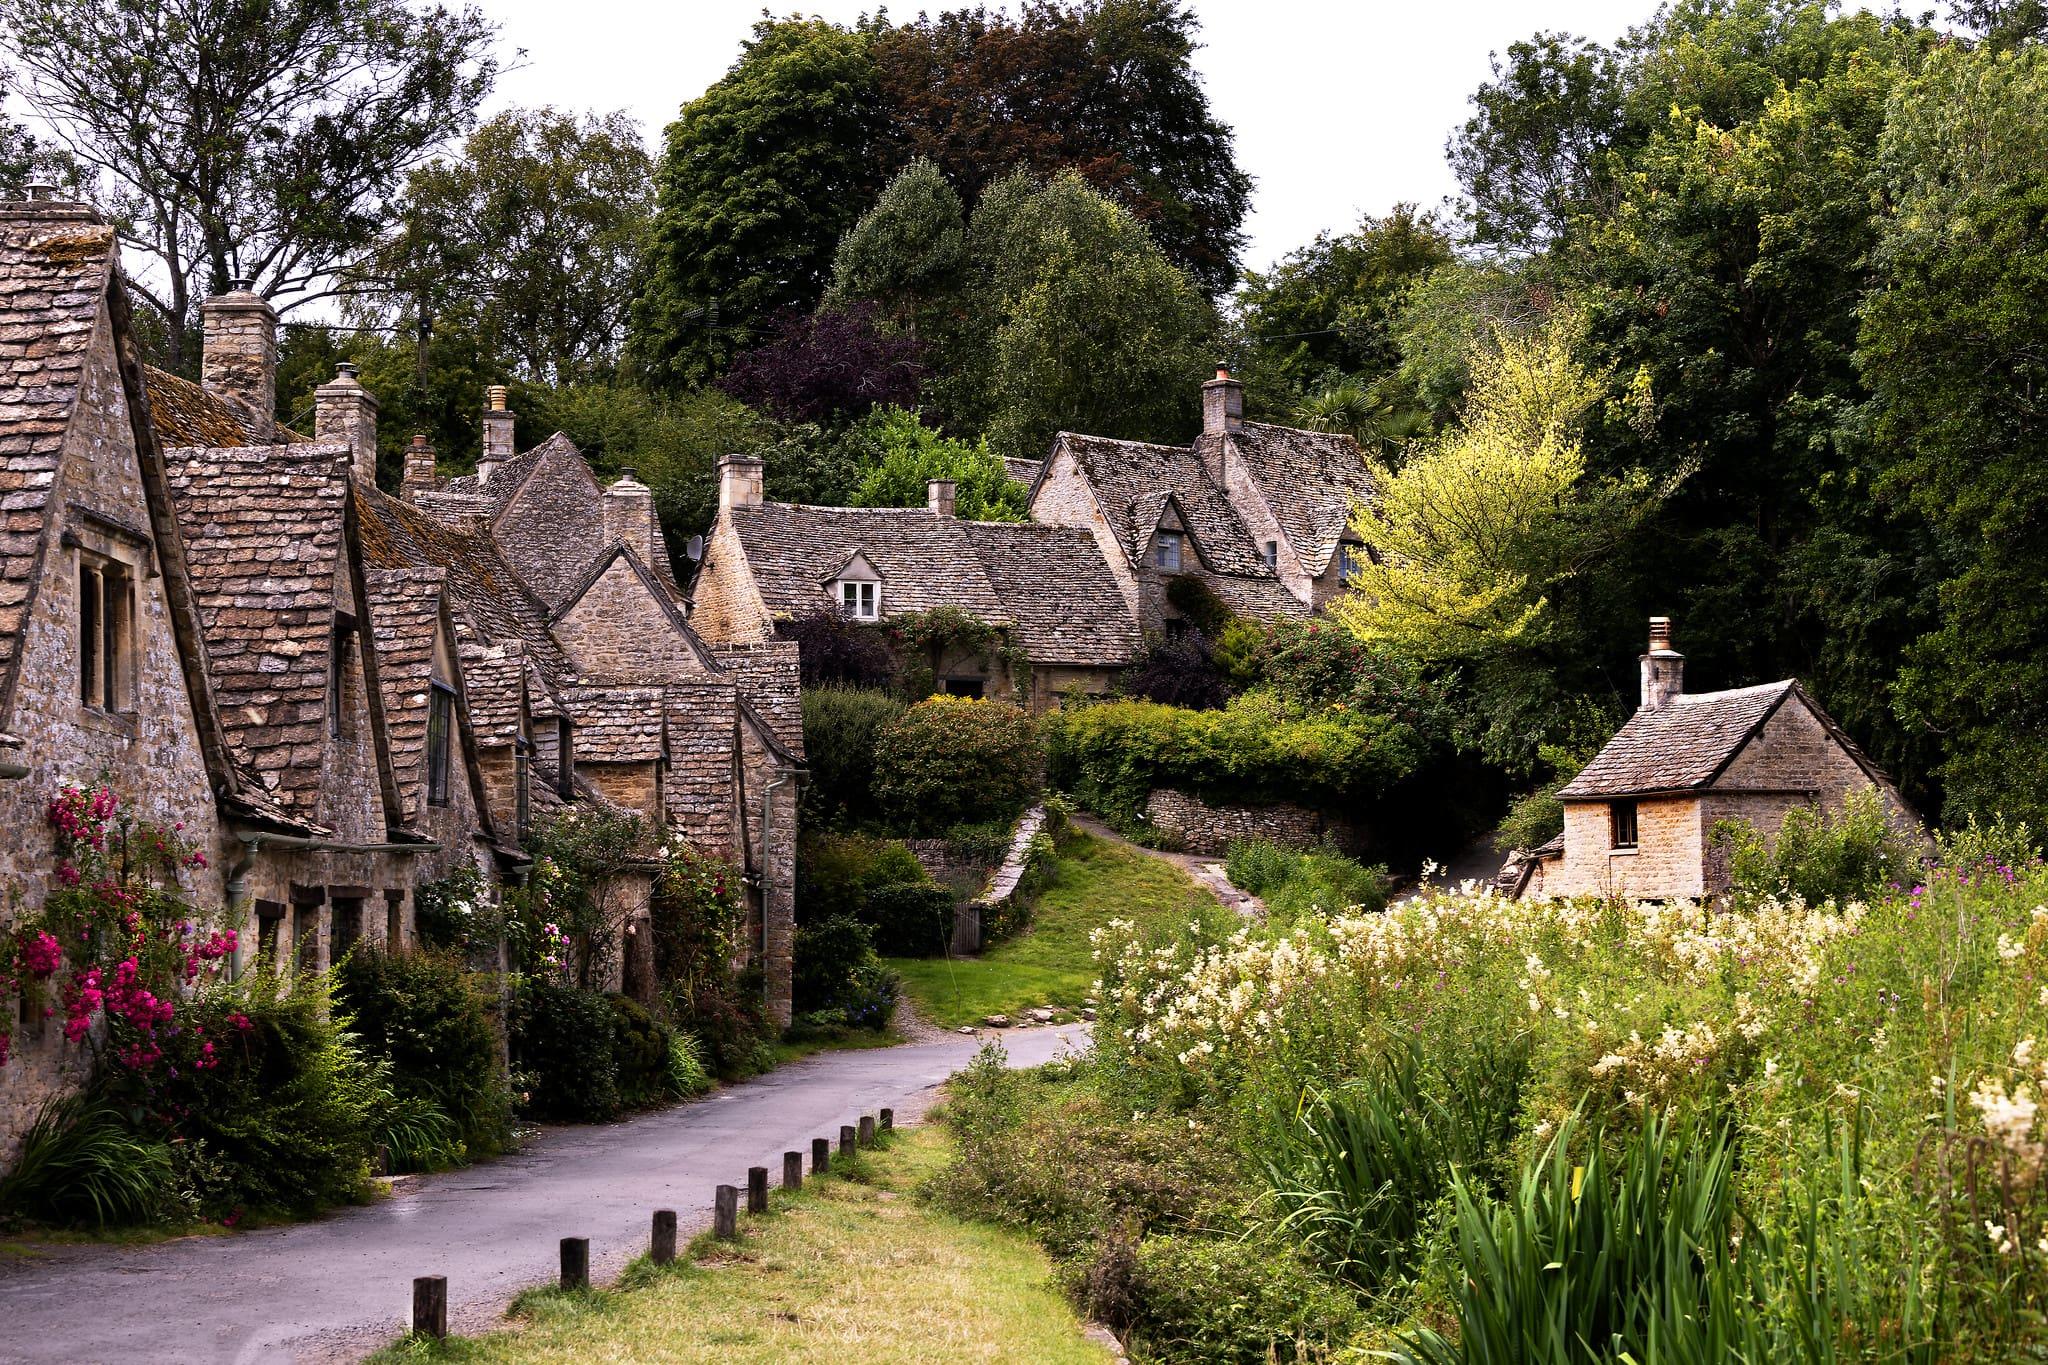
[366,1125,1111,1364]
[885,830,1223,1029]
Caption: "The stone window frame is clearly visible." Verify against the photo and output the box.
[426,680,455,806]
[1609,799,1640,851]
[327,610,358,740]
[1262,539,1278,570]
[1153,530,1183,572]
[73,544,140,716]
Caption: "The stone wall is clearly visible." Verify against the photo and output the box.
[492,448,605,610]
[1143,788,1330,857]
[688,517,773,644]
[1026,444,1141,621]
[552,554,708,681]
[1552,794,1703,900]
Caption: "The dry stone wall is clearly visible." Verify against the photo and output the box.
[1143,788,1329,856]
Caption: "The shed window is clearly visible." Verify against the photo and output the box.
[78,555,133,711]
[1610,799,1639,850]
[839,579,878,620]
[426,682,454,806]
[1153,531,1183,571]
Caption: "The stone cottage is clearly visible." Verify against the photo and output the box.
[690,458,1141,708]
[1025,366,1375,632]
[1506,618,1916,901]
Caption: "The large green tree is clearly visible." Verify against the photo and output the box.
[0,0,498,369]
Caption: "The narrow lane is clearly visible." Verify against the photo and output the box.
[0,1027,1084,1365]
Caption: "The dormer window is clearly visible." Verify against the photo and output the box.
[1153,531,1183,571]
[840,579,879,620]
[1263,540,1278,569]
[426,682,454,807]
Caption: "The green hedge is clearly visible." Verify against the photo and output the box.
[864,881,957,957]
[333,947,511,1162]
[508,977,620,1121]
[873,695,1042,835]
[801,687,906,826]
[1044,691,1424,830]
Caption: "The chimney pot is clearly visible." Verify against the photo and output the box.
[488,384,508,413]
[478,386,516,482]
[229,278,253,293]
[26,183,53,202]
[927,478,957,517]
[1640,615,1685,710]
[336,361,358,379]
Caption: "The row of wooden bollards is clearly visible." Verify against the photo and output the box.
[407,1107,895,1339]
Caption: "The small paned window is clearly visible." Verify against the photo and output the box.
[1153,531,1183,571]
[78,555,133,711]
[1610,799,1639,850]
[839,579,878,620]
[329,896,363,963]
[1263,540,1278,569]
[556,720,574,798]
[328,616,356,738]
[426,682,454,806]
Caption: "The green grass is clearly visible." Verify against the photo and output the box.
[367,1126,1111,1364]
[886,831,1222,1029]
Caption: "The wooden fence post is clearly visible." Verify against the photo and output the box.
[879,1107,894,1131]
[651,1209,677,1265]
[783,1150,804,1190]
[858,1115,876,1147]
[412,1276,447,1340]
[748,1165,769,1213]
[559,1237,589,1291]
[839,1124,857,1158]
[714,1184,739,1240]
[812,1136,830,1174]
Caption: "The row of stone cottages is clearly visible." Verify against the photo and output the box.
[0,198,803,1151]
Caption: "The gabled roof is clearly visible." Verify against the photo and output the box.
[964,521,1141,667]
[723,502,1011,623]
[565,684,665,763]
[1224,422,1375,575]
[663,679,740,845]
[549,539,722,672]
[1002,456,1042,487]
[141,366,305,449]
[1558,681,1799,800]
[1054,432,1274,577]
[458,640,528,747]
[712,641,805,764]
[365,568,496,836]
[434,431,574,511]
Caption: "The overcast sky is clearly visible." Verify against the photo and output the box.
[481,0,1664,275]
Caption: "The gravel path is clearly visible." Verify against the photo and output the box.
[0,1026,1086,1365]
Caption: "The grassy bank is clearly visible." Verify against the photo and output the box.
[371,1126,1109,1364]
[887,831,1225,1029]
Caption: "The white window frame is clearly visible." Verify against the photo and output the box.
[1153,531,1183,571]
[839,579,879,620]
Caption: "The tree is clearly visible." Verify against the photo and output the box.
[1950,0,2048,47]
[357,107,652,385]
[0,0,497,368]
[1858,43,2048,824]
[827,157,966,338]
[717,305,926,426]
[629,18,886,387]
[845,407,1027,521]
[874,0,1251,296]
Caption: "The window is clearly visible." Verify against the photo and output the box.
[1163,618,1189,641]
[839,579,878,620]
[328,614,356,737]
[1336,543,1360,582]
[329,896,363,963]
[78,555,133,711]
[426,682,454,806]
[942,678,984,698]
[384,890,405,948]
[1153,531,1182,571]
[1262,540,1278,570]
[556,720,574,797]
[1610,799,1639,850]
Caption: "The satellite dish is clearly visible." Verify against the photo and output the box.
[686,534,705,562]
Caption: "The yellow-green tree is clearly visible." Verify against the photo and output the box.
[1333,311,1665,661]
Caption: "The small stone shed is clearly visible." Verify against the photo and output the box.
[1508,618,1916,901]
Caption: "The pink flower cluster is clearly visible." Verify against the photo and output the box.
[47,783,116,851]
[21,930,60,978]
[62,956,176,1050]
[182,928,237,983]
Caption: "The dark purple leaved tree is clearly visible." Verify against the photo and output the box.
[719,304,926,425]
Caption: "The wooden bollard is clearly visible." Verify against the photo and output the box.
[412,1275,447,1339]
[748,1165,769,1213]
[839,1124,857,1157]
[880,1107,894,1131]
[560,1236,589,1291]
[651,1209,677,1265]
[714,1183,739,1240]
[858,1115,876,1147]
[811,1136,830,1174]
[783,1150,804,1190]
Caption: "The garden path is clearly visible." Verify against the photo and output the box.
[1069,814,1266,918]
[0,1025,1086,1365]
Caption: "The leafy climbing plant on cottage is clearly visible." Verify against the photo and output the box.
[507,808,646,987]
[0,778,229,1073]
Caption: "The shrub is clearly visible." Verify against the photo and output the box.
[793,913,898,1029]
[1115,1232,1364,1364]
[607,993,674,1109]
[508,976,619,1121]
[665,1032,712,1098]
[1715,785,1923,906]
[801,687,907,825]
[333,946,511,1162]
[662,973,774,1080]
[1223,838,1392,920]
[1164,573,1234,637]
[0,1096,172,1228]
[411,863,498,954]
[778,611,896,690]
[798,832,930,922]
[872,696,1042,834]
[1121,631,1229,709]
[862,881,956,957]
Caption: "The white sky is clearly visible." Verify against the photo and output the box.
[481,0,1663,274]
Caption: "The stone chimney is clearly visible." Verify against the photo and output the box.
[314,362,379,486]
[478,385,515,484]
[200,280,276,442]
[1640,616,1685,710]
[604,468,658,566]
[718,454,764,513]
[1201,362,1244,438]
[926,478,957,517]
[401,434,439,503]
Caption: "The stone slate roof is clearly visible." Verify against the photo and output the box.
[141,366,305,449]
[1559,682,1797,800]
[1056,432,1273,577]
[725,502,1012,623]
[436,431,572,509]
[365,568,444,820]
[458,641,527,747]
[0,206,114,718]
[164,442,353,818]
[664,680,738,844]
[1002,457,1042,488]
[1225,422,1374,575]
[964,521,1141,667]
[566,684,664,763]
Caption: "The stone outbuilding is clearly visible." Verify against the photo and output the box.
[1507,618,1916,901]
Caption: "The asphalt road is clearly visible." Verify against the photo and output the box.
[0,1026,1085,1365]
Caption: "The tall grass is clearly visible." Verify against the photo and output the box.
[0,1096,172,1228]
[1223,837,1391,920]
